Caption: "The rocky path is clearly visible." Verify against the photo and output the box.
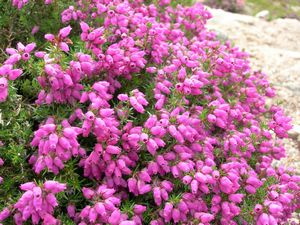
[206,8,300,174]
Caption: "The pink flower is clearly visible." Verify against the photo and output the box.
[0,208,10,221]
[59,25,72,38]
[220,177,233,194]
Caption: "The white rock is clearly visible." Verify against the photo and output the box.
[291,6,300,12]
[255,10,270,19]
[289,125,300,139]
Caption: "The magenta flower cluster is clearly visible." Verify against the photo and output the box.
[0,42,35,102]
[0,181,65,224]
[72,185,146,225]
[11,0,52,9]
[29,117,84,174]
[1,0,300,224]
[0,158,3,184]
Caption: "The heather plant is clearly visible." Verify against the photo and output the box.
[0,0,73,61]
[0,0,299,224]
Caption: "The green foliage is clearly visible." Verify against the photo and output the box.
[0,93,34,208]
[239,176,278,223]
[0,0,74,61]
[170,0,194,7]
[246,0,300,20]
[143,0,194,7]
[58,214,76,225]
[0,0,80,216]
